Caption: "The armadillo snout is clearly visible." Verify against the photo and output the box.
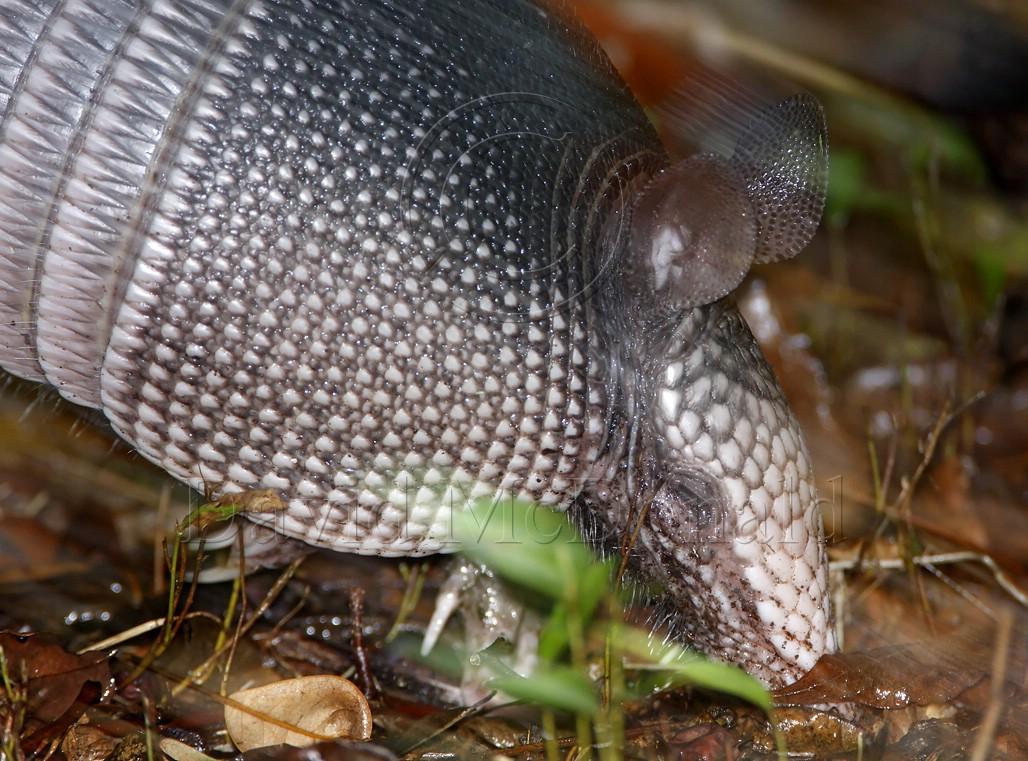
[614,302,834,686]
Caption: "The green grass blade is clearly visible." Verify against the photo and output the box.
[488,667,599,715]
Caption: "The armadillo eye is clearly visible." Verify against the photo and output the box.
[629,153,757,310]
[648,467,731,561]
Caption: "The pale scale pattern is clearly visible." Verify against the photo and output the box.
[646,304,833,682]
[0,0,834,686]
[98,0,657,554]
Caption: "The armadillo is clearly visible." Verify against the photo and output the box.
[0,0,834,686]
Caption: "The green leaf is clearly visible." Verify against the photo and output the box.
[536,602,572,663]
[973,245,1011,309]
[831,97,986,182]
[387,632,465,680]
[451,499,596,604]
[614,626,772,712]
[488,666,599,715]
[825,149,865,225]
[537,563,612,661]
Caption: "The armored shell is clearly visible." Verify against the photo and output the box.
[0,0,833,685]
[1,0,655,545]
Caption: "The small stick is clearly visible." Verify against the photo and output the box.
[831,551,1028,609]
[217,525,249,696]
[400,691,496,758]
[170,555,305,697]
[153,484,171,595]
[77,611,221,654]
[349,587,377,700]
[969,607,1013,761]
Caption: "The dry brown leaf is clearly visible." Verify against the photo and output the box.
[60,724,119,761]
[0,631,111,722]
[225,675,372,751]
[773,644,986,709]
[0,630,112,755]
[663,723,735,759]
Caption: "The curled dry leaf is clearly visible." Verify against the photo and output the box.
[225,675,373,751]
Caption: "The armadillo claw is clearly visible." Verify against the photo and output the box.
[423,559,540,702]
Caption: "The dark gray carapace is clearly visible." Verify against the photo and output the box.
[0,0,831,686]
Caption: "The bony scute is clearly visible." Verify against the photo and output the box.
[0,0,830,687]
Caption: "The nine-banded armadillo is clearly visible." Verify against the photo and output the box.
[0,0,834,686]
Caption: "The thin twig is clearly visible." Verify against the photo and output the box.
[830,551,1027,608]
[119,534,206,687]
[349,586,377,700]
[892,394,982,515]
[615,489,655,587]
[969,608,1013,761]
[400,691,497,758]
[218,526,250,696]
[263,584,310,642]
[153,484,171,596]
[921,562,996,620]
[170,555,305,697]
[77,611,222,654]
[386,562,428,642]
[879,430,898,509]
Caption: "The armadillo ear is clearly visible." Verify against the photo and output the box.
[730,94,828,264]
[630,153,757,310]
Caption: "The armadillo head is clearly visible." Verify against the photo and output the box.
[584,94,835,686]
[611,303,835,687]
